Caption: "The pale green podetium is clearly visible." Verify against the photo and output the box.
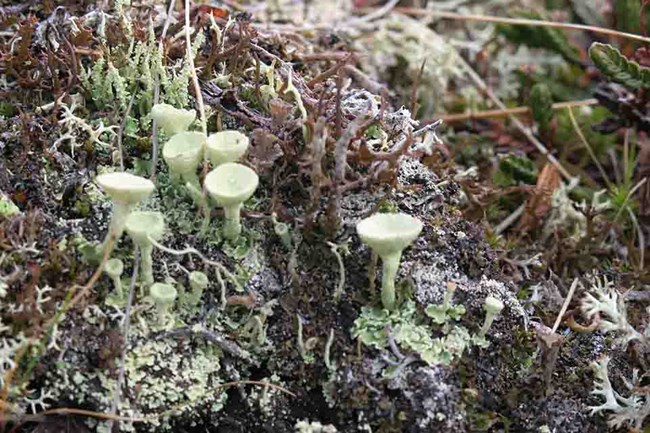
[125,211,165,288]
[204,162,259,242]
[188,270,209,307]
[162,131,206,186]
[356,212,423,311]
[151,103,196,135]
[205,130,249,167]
[95,172,155,242]
[103,258,124,298]
[149,282,177,325]
[479,295,505,337]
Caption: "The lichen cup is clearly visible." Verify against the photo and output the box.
[162,131,206,186]
[204,162,259,242]
[205,130,249,167]
[356,212,423,310]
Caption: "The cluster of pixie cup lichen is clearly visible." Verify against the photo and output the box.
[95,103,258,325]
[95,103,504,341]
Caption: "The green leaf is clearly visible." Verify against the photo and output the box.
[529,83,554,132]
[496,10,581,63]
[589,42,650,89]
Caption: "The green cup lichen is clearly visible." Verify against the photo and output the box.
[149,282,178,325]
[204,162,259,242]
[205,130,249,167]
[151,103,196,135]
[103,258,124,299]
[125,211,165,287]
[95,172,155,242]
[479,295,504,337]
[356,212,423,311]
[188,270,209,306]
[162,131,206,186]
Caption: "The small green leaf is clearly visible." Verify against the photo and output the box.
[529,83,554,133]
[589,42,650,89]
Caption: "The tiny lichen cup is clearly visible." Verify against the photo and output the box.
[356,212,423,311]
[188,270,209,307]
[162,131,206,186]
[149,282,177,325]
[479,295,505,337]
[104,258,124,299]
[125,211,165,288]
[151,103,196,136]
[96,172,155,242]
[205,130,249,167]
[204,162,259,241]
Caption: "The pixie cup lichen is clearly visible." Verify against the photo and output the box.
[205,130,249,167]
[479,295,504,337]
[188,271,209,306]
[151,103,196,135]
[149,282,177,325]
[104,258,124,298]
[162,131,206,186]
[95,172,155,242]
[204,162,259,241]
[125,211,165,287]
[357,212,423,311]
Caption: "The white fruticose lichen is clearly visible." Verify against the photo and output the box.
[581,275,650,429]
[580,275,645,348]
[295,419,338,433]
[588,356,650,430]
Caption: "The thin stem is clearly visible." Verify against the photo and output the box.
[222,203,243,241]
[147,236,243,292]
[430,98,598,124]
[380,251,402,311]
[479,313,496,337]
[552,278,578,333]
[567,107,613,190]
[116,91,136,171]
[387,7,650,44]
[185,0,207,136]
[151,0,176,181]
[106,248,140,432]
[110,275,123,299]
[105,202,132,245]
[140,244,154,287]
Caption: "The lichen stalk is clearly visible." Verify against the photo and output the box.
[479,313,496,337]
[223,203,243,241]
[106,201,133,243]
[380,251,402,311]
[110,274,123,299]
[140,244,154,287]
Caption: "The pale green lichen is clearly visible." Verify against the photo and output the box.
[352,299,478,368]
[425,282,465,324]
[0,194,20,218]
[41,304,227,432]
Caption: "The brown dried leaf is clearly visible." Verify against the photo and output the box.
[519,162,561,230]
[249,129,283,175]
